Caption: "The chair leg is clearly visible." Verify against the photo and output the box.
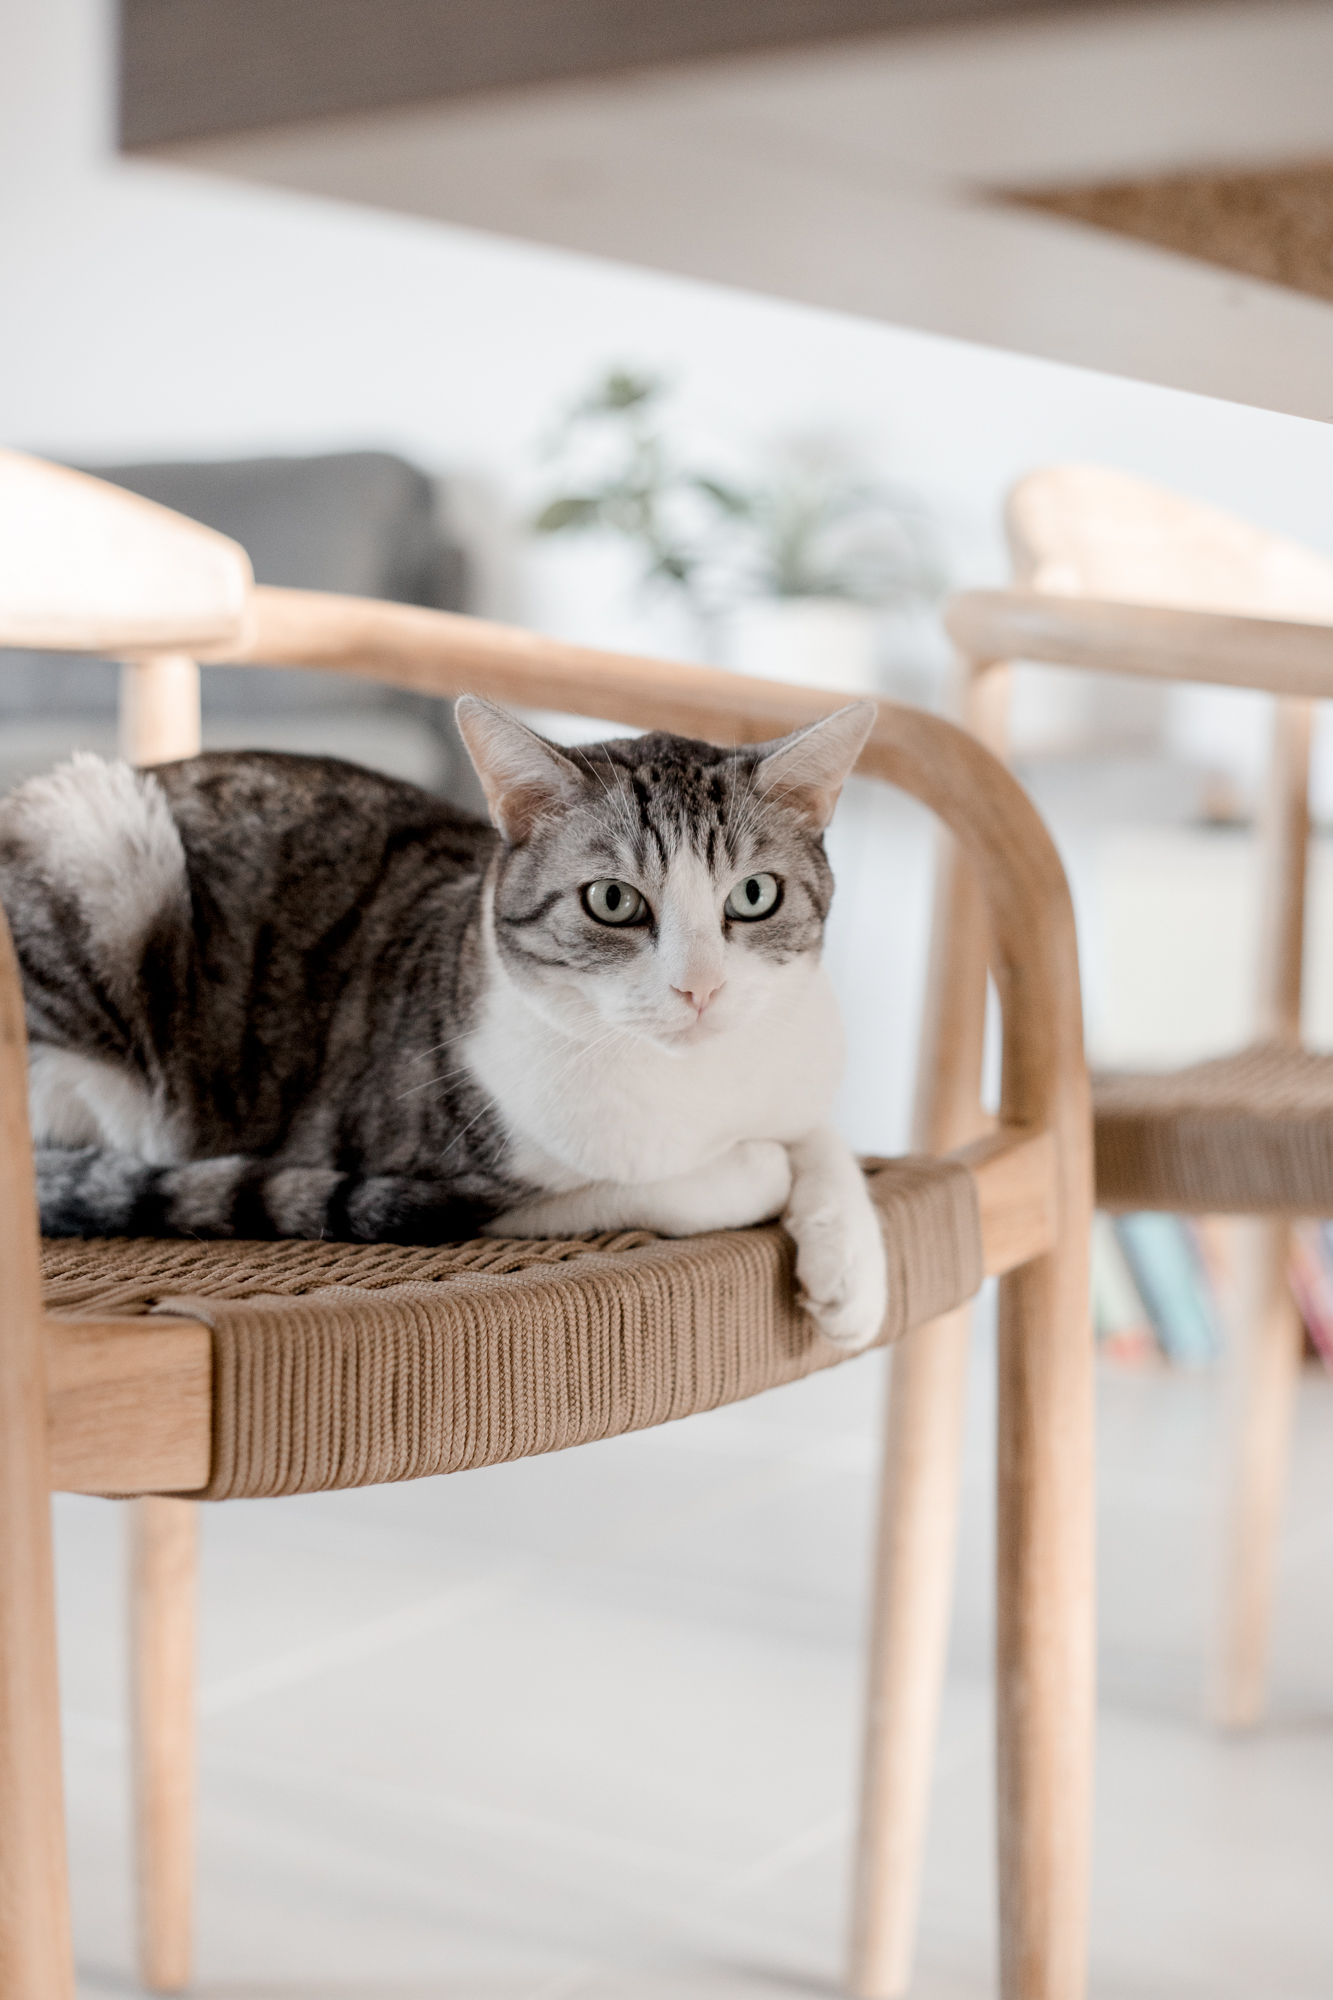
[118,655,202,768]
[995,1249,1095,2000]
[0,1414,75,1999]
[1208,1218,1303,1730]
[848,1305,972,1999]
[130,1495,198,1994]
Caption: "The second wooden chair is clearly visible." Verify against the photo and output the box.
[849,463,1333,1998]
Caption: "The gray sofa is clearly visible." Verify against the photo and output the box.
[0,450,485,808]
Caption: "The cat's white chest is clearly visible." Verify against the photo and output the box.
[465,963,844,1190]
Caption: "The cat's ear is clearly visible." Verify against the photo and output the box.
[455,696,584,843]
[752,701,876,829]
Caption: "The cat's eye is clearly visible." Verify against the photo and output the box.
[725,872,781,921]
[583,879,647,926]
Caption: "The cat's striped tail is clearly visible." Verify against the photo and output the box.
[35,1148,493,1243]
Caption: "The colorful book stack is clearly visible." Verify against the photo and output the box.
[1090,1214,1158,1366]
[1287,1222,1333,1371]
[1092,1212,1333,1372]
[1091,1211,1224,1366]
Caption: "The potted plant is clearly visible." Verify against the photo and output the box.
[533,370,943,692]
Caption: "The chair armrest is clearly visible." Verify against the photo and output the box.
[960,1127,1057,1276]
[945,588,1333,699]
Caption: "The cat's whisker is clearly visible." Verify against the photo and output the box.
[724,752,748,842]
[537,1022,634,1103]
[394,1064,470,1102]
[552,1022,645,1105]
[580,752,641,853]
[726,755,766,851]
[407,1031,473,1065]
[439,1102,496,1160]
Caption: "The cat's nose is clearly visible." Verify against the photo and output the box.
[673,979,723,1017]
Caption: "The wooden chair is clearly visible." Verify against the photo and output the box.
[0,451,1094,2000]
[848,462,1333,1998]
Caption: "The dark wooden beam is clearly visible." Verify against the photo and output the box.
[120,0,1184,151]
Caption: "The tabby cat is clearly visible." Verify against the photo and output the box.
[0,697,887,1349]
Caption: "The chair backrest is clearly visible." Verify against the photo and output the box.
[1003,463,1333,1048]
[0,451,257,770]
[0,451,251,658]
[64,452,470,726]
[1007,465,1333,625]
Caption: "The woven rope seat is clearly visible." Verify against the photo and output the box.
[1094,1041,1333,1213]
[42,1156,983,1502]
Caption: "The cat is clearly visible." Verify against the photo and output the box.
[0,696,888,1350]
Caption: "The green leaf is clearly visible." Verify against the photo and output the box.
[601,369,660,410]
[693,475,752,517]
[533,495,603,534]
[574,369,662,418]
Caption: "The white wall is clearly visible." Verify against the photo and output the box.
[7,0,1333,1146]
[9,0,1333,612]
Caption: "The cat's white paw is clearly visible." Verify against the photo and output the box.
[656,1137,791,1234]
[484,1137,792,1239]
[622,1137,792,1234]
[784,1137,888,1351]
[715,1137,794,1229]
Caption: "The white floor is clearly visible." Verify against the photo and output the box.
[56,1318,1333,2000]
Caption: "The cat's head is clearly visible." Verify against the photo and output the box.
[456,695,874,1050]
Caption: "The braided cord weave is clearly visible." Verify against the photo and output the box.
[1095,1041,1333,1213]
[42,1158,983,1499]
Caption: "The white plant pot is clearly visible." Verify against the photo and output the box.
[1162,680,1273,805]
[1008,664,1168,758]
[722,597,881,693]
